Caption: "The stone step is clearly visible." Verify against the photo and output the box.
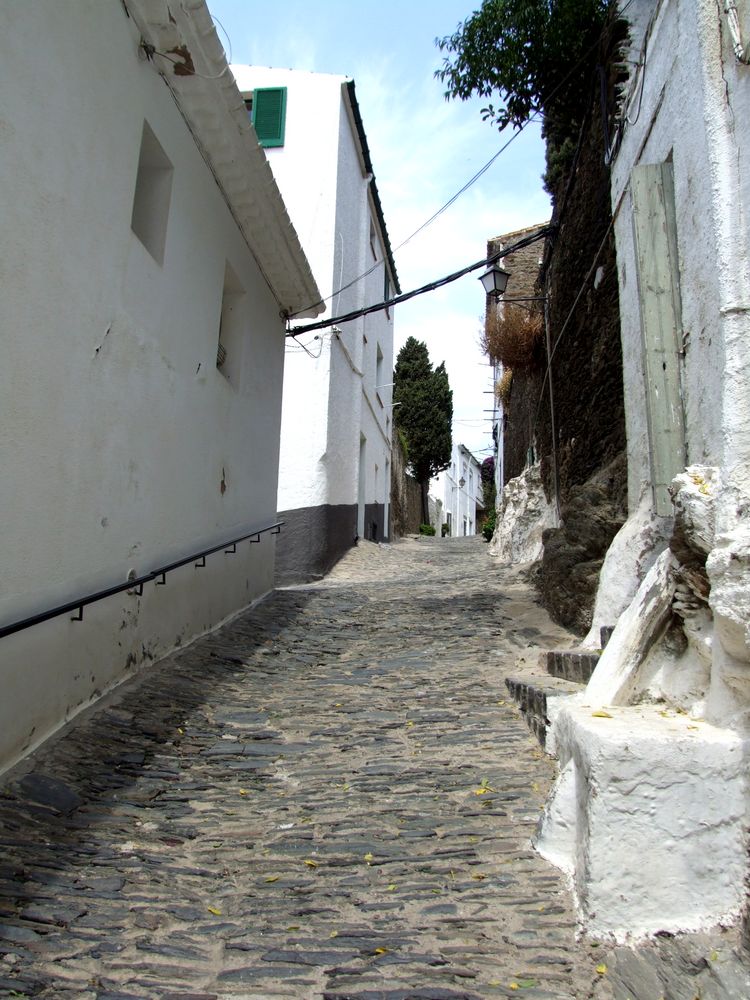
[505,673,585,751]
[545,648,601,683]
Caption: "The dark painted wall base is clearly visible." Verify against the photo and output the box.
[275,504,357,585]
[363,503,385,544]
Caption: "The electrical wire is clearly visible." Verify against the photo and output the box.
[531,211,618,432]
[288,0,639,322]
[286,226,552,338]
[141,42,231,80]
[204,8,233,64]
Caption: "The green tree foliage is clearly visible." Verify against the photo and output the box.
[435,0,609,191]
[394,337,453,523]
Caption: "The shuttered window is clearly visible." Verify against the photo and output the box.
[631,161,686,515]
[252,88,287,148]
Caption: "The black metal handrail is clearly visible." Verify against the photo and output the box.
[0,520,283,640]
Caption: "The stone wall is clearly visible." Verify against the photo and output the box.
[487,224,547,487]
[390,430,422,536]
[532,15,628,632]
[538,96,626,506]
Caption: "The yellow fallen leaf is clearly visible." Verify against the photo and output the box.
[386,884,397,891]
[710,950,719,962]
[364,852,374,862]
[471,873,487,881]
[330,930,338,939]
[496,700,506,706]
[591,710,613,718]
[265,875,280,883]
[374,947,388,955]
[177,727,184,734]
[596,963,608,975]
[510,984,519,991]
[406,720,414,727]
[207,906,222,916]
[239,788,248,796]
[474,787,490,795]
[303,859,319,868]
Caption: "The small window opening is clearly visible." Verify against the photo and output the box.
[216,262,246,387]
[130,121,173,264]
[375,343,384,405]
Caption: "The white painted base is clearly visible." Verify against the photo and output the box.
[585,548,676,708]
[490,463,556,563]
[582,491,672,650]
[536,702,749,940]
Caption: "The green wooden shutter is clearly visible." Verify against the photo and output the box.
[631,162,686,515]
[252,88,287,148]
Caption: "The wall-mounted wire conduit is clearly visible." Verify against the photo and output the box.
[0,520,283,640]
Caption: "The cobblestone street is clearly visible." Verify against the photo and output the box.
[0,537,744,999]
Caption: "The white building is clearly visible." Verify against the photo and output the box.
[230,66,400,583]
[0,0,320,771]
[435,444,485,536]
[538,0,750,941]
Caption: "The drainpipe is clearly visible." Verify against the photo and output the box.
[696,0,750,501]
[696,0,750,723]
[723,0,749,62]
[543,296,561,526]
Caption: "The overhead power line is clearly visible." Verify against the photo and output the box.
[290,0,637,320]
[286,226,553,338]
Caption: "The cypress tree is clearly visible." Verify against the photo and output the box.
[393,338,453,524]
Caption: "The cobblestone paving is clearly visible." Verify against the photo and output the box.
[0,536,740,999]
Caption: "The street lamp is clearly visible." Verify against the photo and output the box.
[479,262,511,300]
[482,264,561,525]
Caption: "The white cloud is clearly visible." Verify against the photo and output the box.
[347,65,550,457]
[209,0,551,459]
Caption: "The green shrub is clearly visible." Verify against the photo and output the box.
[419,523,436,536]
[441,522,450,537]
[482,508,497,542]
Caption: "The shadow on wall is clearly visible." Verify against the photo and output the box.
[275,505,358,585]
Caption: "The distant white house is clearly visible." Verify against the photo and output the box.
[230,66,400,583]
[434,444,485,536]
[0,0,320,771]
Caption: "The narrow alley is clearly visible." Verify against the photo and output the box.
[0,538,745,999]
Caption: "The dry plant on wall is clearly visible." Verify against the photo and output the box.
[481,303,543,370]
[496,368,513,404]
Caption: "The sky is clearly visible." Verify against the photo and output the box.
[206,0,551,459]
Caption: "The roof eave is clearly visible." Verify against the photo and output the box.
[126,0,323,319]
[343,80,401,295]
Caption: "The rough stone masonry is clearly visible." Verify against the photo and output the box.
[0,537,746,999]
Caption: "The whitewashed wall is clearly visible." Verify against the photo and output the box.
[0,2,296,770]
[601,0,750,690]
[539,0,750,940]
[436,444,483,535]
[231,67,396,572]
